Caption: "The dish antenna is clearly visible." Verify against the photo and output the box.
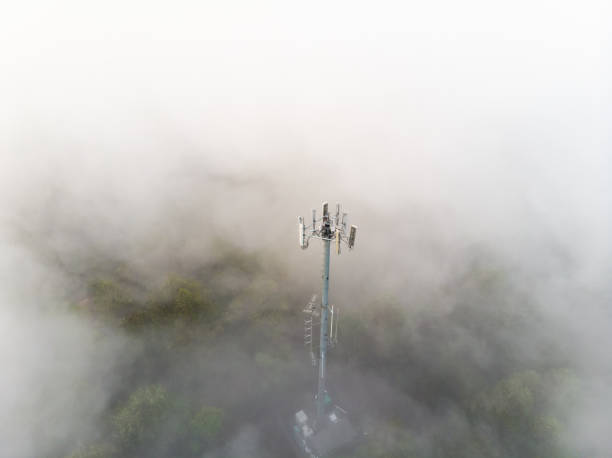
[297,202,357,420]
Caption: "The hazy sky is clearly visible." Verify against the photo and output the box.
[2,0,610,264]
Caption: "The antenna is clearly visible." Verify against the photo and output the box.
[297,202,358,421]
[348,225,357,249]
[334,307,339,346]
[298,216,307,249]
[329,305,334,344]
[297,203,355,255]
[312,209,316,233]
[328,305,340,347]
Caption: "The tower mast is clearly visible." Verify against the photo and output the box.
[298,202,357,420]
[317,212,332,418]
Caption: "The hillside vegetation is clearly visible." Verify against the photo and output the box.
[64,244,580,458]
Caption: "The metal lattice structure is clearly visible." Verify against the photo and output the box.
[303,295,319,367]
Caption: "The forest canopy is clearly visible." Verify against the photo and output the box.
[57,243,583,458]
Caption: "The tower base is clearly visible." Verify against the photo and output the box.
[291,404,358,458]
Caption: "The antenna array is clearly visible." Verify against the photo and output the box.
[298,202,357,254]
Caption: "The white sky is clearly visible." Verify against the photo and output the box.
[1,0,610,269]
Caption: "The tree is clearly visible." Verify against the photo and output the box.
[189,406,225,454]
[66,444,116,458]
[112,384,170,451]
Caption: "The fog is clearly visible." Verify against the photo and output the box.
[1,1,611,457]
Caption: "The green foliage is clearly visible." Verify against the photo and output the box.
[66,444,116,458]
[470,369,574,457]
[70,385,226,458]
[473,370,541,423]
[190,406,225,442]
[120,275,217,334]
[67,247,584,458]
[89,278,133,312]
[112,384,170,450]
[334,421,419,458]
[158,276,209,314]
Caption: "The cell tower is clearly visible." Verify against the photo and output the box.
[292,202,358,458]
